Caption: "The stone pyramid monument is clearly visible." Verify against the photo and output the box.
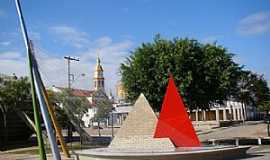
[109,93,175,151]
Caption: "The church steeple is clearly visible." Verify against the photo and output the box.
[93,54,105,91]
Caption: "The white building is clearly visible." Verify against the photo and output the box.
[50,55,111,127]
[188,100,256,128]
[107,103,133,126]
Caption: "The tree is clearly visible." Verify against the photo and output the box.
[47,90,69,128]
[258,100,270,136]
[252,75,270,108]
[93,91,113,136]
[258,101,270,115]
[250,75,270,136]
[54,89,89,118]
[235,71,270,115]
[120,36,241,111]
[0,76,33,149]
[53,89,89,142]
[94,98,113,121]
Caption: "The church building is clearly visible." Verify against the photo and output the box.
[51,55,111,127]
[93,56,105,92]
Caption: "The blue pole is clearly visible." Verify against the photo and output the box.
[14,0,46,159]
[32,66,61,160]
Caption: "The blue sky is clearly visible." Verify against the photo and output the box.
[0,0,270,95]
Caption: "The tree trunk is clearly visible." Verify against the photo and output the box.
[98,121,101,137]
[267,122,270,137]
[68,121,73,148]
[241,102,245,125]
[111,113,114,138]
[3,112,7,150]
[79,114,83,150]
[266,110,270,137]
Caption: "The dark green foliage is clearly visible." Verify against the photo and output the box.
[252,75,270,108]
[94,96,113,121]
[234,70,270,108]
[47,90,69,128]
[0,76,33,149]
[56,89,89,115]
[120,36,242,111]
[91,92,113,137]
[0,76,32,114]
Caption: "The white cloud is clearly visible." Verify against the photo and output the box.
[50,25,91,49]
[48,25,133,92]
[71,39,133,92]
[0,51,22,59]
[30,32,41,41]
[202,35,223,44]
[237,11,270,35]
[0,27,133,95]
[39,36,132,93]
[0,51,27,77]
[95,36,112,47]
[0,41,11,46]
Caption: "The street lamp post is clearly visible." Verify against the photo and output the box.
[240,81,254,124]
[240,88,248,125]
[111,112,114,138]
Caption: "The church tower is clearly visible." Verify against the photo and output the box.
[93,55,105,92]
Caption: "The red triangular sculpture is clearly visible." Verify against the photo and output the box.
[154,76,201,147]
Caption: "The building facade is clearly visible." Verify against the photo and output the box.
[188,101,256,129]
[51,55,111,127]
[116,81,127,103]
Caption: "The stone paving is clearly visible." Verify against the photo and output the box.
[1,146,270,160]
[244,145,270,160]
[0,152,76,160]
[1,121,270,159]
[198,121,269,142]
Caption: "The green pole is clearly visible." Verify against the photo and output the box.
[15,0,46,159]
[30,64,47,160]
[28,47,47,160]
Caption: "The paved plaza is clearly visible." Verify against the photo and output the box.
[198,121,269,142]
[1,145,270,160]
[84,121,269,141]
[1,121,270,159]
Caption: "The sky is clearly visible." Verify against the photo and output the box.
[0,0,270,96]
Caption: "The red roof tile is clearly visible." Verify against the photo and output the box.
[55,86,94,97]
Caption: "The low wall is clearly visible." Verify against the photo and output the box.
[192,121,220,129]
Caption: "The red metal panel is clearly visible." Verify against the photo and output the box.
[154,76,201,147]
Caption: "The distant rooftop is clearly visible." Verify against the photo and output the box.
[52,86,94,97]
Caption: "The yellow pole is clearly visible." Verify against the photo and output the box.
[28,39,70,158]
[42,89,71,158]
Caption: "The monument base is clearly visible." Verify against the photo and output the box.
[77,146,251,160]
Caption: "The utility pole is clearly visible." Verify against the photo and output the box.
[64,56,79,149]
[64,56,79,89]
